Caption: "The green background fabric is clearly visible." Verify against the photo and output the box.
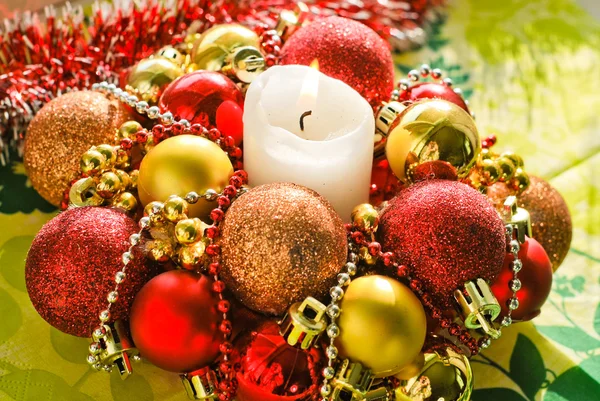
[1,0,599,399]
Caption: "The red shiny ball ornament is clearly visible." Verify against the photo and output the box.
[398,82,470,113]
[281,16,394,107]
[232,321,323,401]
[370,158,402,206]
[129,270,222,372]
[378,180,506,308]
[491,237,553,322]
[159,71,244,128]
[216,100,244,146]
[25,207,160,337]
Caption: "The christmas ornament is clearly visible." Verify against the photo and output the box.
[25,207,160,337]
[398,82,469,113]
[378,99,480,184]
[518,176,571,271]
[23,91,132,206]
[219,183,347,315]
[137,135,234,220]
[280,16,395,107]
[491,237,553,322]
[158,71,244,128]
[379,180,506,308]
[336,275,427,377]
[233,320,323,401]
[396,348,473,401]
[125,47,185,104]
[190,23,265,83]
[369,158,402,206]
[129,270,222,372]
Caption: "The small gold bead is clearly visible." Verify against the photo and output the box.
[359,246,377,266]
[129,170,139,189]
[95,144,117,167]
[478,148,497,163]
[112,192,138,212]
[511,168,530,194]
[178,240,208,270]
[80,150,106,174]
[96,171,122,198]
[144,201,164,217]
[496,156,516,182]
[114,170,131,189]
[351,204,379,232]
[501,151,524,168]
[118,121,143,140]
[115,148,131,169]
[163,196,189,222]
[479,159,501,185]
[175,218,205,244]
[146,239,174,263]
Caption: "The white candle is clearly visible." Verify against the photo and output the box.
[243,65,375,221]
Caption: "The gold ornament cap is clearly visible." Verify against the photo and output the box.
[69,177,104,207]
[221,46,266,83]
[374,101,407,157]
[278,297,327,349]
[91,321,139,379]
[385,99,480,184]
[502,195,532,244]
[330,359,375,401]
[181,368,218,400]
[275,2,310,40]
[396,348,473,401]
[454,278,501,339]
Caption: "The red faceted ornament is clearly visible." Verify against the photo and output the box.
[25,207,161,337]
[378,180,506,308]
[232,321,323,401]
[281,16,395,107]
[129,270,222,372]
[491,237,553,322]
[398,82,470,113]
[159,71,244,129]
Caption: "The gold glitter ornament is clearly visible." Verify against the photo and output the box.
[385,99,480,184]
[137,135,233,220]
[24,91,132,206]
[218,183,347,316]
[336,275,427,378]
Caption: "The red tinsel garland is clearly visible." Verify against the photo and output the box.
[0,0,443,164]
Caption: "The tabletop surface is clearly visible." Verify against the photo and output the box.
[0,0,599,400]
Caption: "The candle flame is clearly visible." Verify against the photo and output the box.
[309,59,319,70]
[297,66,319,111]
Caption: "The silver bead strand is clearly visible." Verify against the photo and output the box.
[502,224,522,328]
[320,249,358,400]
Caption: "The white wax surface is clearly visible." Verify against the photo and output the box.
[243,65,375,221]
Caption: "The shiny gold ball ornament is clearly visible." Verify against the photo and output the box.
[24,91,132,206]
[385,99,480,184]
[336,275,427,377]
[351,203,380,232]
[496,156,516,182]
[218,183,347,315]
[175,218,206,244]
[126,47,184,104]
[162,196,189,222]
[190,24,260,71]
[137,135,233,220]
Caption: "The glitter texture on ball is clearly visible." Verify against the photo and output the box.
[378,180,506,308]
[24,91,132,206]
[281,16,395,107]
[25,207,161,337]
[218,183,347,316]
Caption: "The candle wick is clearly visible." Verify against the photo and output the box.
[299,110,312,131]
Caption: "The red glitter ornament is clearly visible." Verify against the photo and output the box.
[25,207,161,337]
[280,16,395,107]
[398,82,470,113]
[159,71,244,128]
[232,320,323,401]
[129,270,222,372]
[378,180,506,308]
[491,237,553,322]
